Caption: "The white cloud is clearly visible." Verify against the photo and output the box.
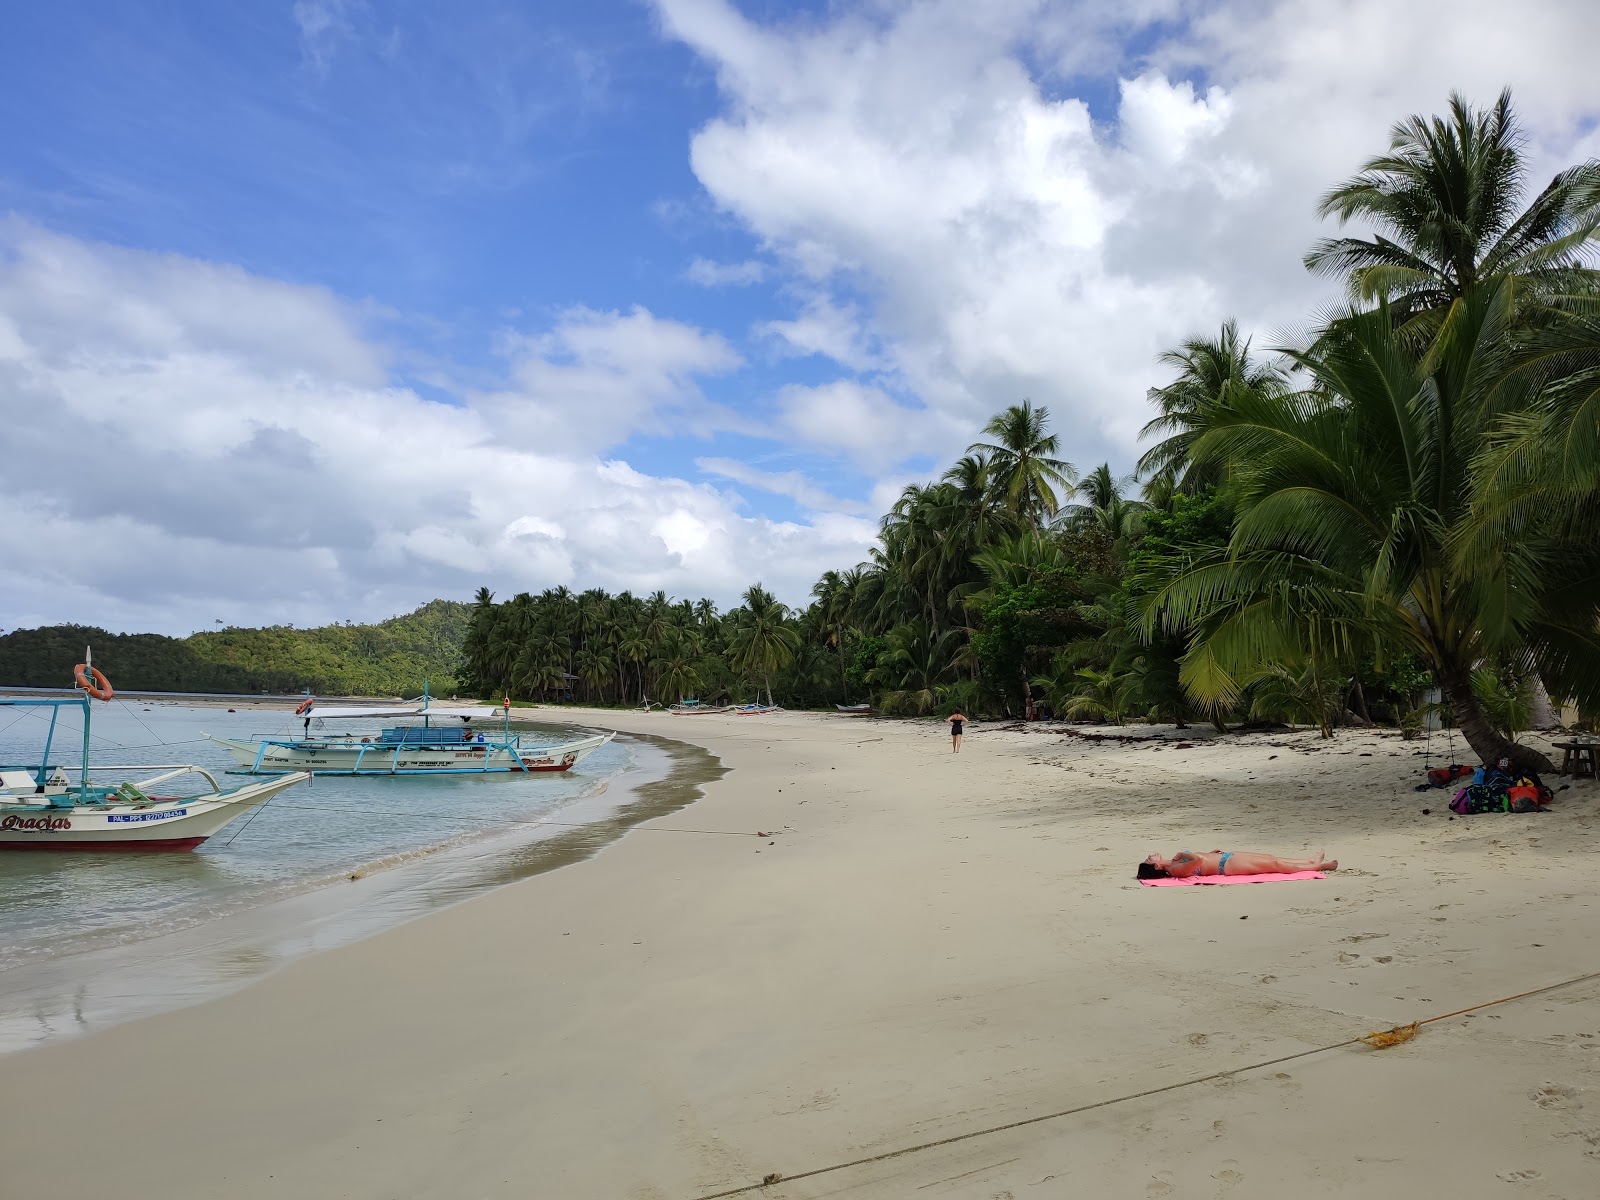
[755,292,879,371]
[695,457,867,513]
[685,256,767,286]
[0,225,873,633]
[293,0,364,70]
[655,0,1600,465]
[773,379,958,468]
[483,305,747,454]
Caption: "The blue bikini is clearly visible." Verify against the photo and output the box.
[1216,851,1233,875]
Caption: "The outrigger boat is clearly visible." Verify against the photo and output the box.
[834,703,876,716]
[668,699,732,715]
[207,688,615,776]
[0,656,309,851]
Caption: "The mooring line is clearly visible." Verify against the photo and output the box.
[689,968,1600,1199]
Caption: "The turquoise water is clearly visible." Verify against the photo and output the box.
[0,701,630,972]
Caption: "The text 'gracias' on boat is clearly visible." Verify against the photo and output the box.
[1,653,309,850]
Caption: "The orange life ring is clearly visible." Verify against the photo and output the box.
[74,664,114,702]
[295,697,315,715]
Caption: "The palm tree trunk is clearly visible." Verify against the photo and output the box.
[1528,673,1559,730]
[1436,655,1554,773]
[837,637,848,703]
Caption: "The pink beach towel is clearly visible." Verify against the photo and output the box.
[1140,870,1325,887]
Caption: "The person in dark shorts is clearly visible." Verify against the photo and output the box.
[946,710,967,753]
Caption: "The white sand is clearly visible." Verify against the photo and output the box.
[2,711,1599,1198]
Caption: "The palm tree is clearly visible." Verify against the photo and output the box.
[811,568,859,703]
[1139,321,1287,493]
[1147,283,1600,769]
[1305,89,1600,336]
[968,400,1076,528]
[725,584,800,706]
[875,620,950,714]
[619,626,650,702]
[1059,463,1148,539]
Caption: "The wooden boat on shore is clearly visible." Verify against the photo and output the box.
[834,703,877,716]
[207,689,614,776]
[668,700,732,715]
[1,656,309,851]
[734,703,783,715]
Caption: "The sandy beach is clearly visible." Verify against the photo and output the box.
[3,711,1599,1198]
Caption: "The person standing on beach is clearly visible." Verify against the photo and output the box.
[946,710,967,753]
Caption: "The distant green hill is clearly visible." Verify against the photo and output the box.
[0,600,469,697]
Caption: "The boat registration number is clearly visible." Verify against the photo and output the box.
[107,809,188,824]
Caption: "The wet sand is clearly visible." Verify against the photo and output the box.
[2,710,1599,1198]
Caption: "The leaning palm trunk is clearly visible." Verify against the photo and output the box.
[1434,655,1551,772]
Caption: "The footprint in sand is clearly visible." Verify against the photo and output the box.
[1146,1171,1176,1196]
[1530,1083,1582,1111]
[1497,1168,1542,1182]
[1338,952,1362,965]
[1187,1033,1210,1046]
[1216,1160,1245,1187]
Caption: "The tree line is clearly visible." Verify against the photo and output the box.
[463,90,1600,772]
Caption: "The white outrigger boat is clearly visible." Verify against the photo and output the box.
[0,657,309,851]
[207,689,615,776]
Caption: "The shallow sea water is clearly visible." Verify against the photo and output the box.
[0,701,630,972]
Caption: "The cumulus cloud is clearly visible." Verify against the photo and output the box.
[655,0,1600,462]
[483,305,748,454]
[0,224,873,633]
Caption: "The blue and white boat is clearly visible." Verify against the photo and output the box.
[1,656,309,851]
[207,690,615,776]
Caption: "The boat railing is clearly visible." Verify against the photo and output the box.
[75,763,225,795]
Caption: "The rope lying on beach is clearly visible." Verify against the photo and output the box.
[689,967,1600,1199]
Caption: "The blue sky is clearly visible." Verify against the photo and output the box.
[3,0,1599,633]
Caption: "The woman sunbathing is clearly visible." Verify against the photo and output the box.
[1139,849,1338,879]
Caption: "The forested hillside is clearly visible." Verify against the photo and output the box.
[0,600,468,696]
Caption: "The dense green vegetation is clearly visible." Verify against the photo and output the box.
[0,600,468,696]
[464,91,1600,771]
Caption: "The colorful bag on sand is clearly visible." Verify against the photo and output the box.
[1428,764,1474,787]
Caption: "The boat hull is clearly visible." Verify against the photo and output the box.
[208,732,614,776]
[0,774,308,851]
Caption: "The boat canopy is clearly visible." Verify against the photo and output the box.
[418,706,505,721]
[307,705,421,720]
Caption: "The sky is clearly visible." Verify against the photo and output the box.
[3,0,1600,635]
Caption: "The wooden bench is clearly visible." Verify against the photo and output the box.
[1554,741,1598,779]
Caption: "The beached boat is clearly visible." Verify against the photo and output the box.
[207,691,614,775]
[668,700,732,715]
[734,703,783,715]
[1,659,309,851]
[834,703,877,716]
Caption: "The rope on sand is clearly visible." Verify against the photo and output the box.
[690,967,1600,1199]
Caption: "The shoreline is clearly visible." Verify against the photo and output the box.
[0,729,721,1055]
[2,710,1598,1197]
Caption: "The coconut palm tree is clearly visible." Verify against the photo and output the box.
[1305,89,1600,336]
[725,584,800,706]
[1146,282,1600,769]
[1059,463,1148,539]
[968,400,1076,528]
[811,568,861,703]
[1139,321,1288,493]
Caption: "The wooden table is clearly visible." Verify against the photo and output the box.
[1554,741,1598,779]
